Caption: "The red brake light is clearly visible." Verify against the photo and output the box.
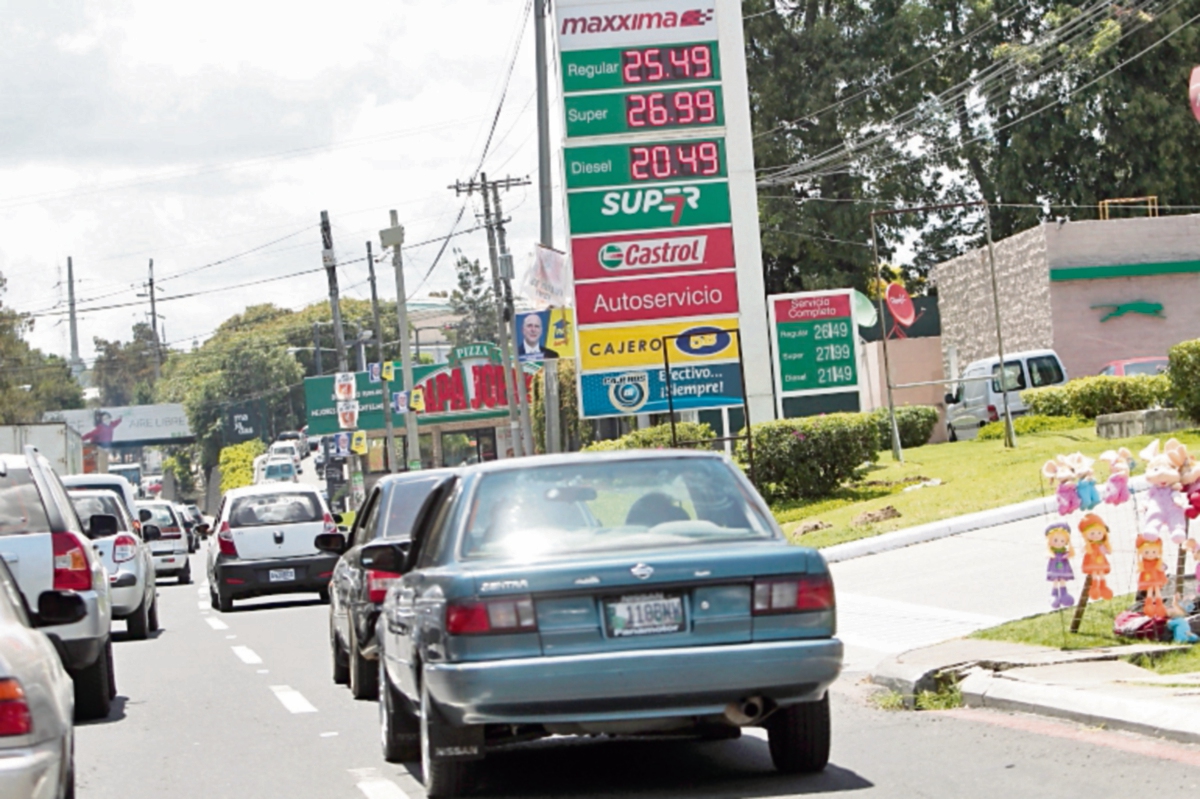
[217,521,238,557]
[322,513,337,536]
[446,597,536,635]
[0,679,31,736]
[753,574,835,615]
[987,405,999,423]
[367,570,402,604]
[52,532,92,591]
[113,534,138,563]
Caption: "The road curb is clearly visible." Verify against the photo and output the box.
[822,476,1149,564]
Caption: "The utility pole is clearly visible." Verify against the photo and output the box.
[147,259,161,380]
[534,0,553,246]
[451,173,531,457]
[320,211,349,373]
[491,181,536,457]
[381,212,423,471]
[366,240,398,473]
[66,257,84,380]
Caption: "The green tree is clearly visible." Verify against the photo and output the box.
[91,323,159,406]
[447,255,497,347]
[0,274,83,422]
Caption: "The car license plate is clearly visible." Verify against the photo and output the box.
[269,568,295,583]
[605,593,685,637]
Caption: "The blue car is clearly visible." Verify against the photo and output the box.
[361,450,841,797]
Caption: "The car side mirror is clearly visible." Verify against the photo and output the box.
[360,541,409,574]
[314,532,348,555]
[139,509,152,523]
[36,591,87,627]
[142,524,162,542]
[89,514,120,538]
[944,392,955,406]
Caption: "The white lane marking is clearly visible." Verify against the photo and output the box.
[356,779,409,799]
[320,731,339,737]
[205,618,229,630]
[270,685,317,714]
[225,635,237,639]
[256,669,269,674]
[231,646,262,664]
[197,601,208,609]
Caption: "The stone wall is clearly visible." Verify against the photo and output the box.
[932,224,1053,378]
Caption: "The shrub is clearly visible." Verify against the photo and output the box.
[1022,375,1169,419]
[871,405,939,449]
[735,414,879,504]
[1170,339,1200,423]
[218,439,266,493]
[977,414,1089,440]
[583,422,716,452]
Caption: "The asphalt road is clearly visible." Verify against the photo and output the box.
[75,549,1200,799]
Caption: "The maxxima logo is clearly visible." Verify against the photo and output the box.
[560,9,714,36]
[598,235,709,270]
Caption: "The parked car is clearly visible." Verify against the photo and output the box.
[269,441,302,473]
[204,484,340,612]
[0,447,115,721]
[944,349,1069,440]
[61,473,138,523]
[326,470,451,699]
[1099,356,1168,376]
[68,490,158,639]
[136,501,192,584]
[362,451,841,797]
[0,557,87,798]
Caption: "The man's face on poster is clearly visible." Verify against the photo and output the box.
[523,314,543,348]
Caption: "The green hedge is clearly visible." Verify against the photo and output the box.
[1170,340,1200,423]
[735,414,878,504]
[1022,375,1169,419]
[977,414,1089,440]
[218,439,266,493]
[583,422,716,452]
[871,405,939,449]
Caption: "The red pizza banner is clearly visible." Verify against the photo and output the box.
[576,270,740,325]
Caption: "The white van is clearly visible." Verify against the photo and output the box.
[944,349,1068,440]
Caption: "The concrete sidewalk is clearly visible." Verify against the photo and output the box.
[871,638,1200,743]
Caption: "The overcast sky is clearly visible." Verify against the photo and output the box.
[1,0,559,363]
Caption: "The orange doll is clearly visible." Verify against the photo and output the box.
[1136,534,1169,620]
[1079,513,1114,601]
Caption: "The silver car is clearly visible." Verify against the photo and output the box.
[0,558,84,799]
[68,490,158,639]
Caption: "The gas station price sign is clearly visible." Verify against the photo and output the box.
[565,139,727,189]
[565,85,724,139]
[768,291,860,398]
[561,42,723,94]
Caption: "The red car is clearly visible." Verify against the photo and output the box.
[1099,357,1168,376]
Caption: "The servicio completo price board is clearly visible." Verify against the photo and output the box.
[767,290,861,413]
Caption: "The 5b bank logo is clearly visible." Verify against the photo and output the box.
[600,186,701,226]
[605,372,650,412]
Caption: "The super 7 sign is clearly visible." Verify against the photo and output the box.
[768,291,860,411]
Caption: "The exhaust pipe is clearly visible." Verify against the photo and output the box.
[723,696,765,726]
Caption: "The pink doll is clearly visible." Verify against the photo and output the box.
[1140,439,1187,542]
[1100,448,1134,505]
[1045,522,1076,609]
[1042,456,1079,516]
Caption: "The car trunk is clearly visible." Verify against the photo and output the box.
[467,542,816,657]
[230,519,323,560]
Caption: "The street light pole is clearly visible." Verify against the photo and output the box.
[381,212,423,471]
[366,241,398,473]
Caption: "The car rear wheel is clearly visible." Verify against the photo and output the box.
[948,425,958,442]
[349,624,379,700]
[217,587,234,613]
[380,659,419,763]
[331,622,349,685]
[766,694,831,774]
[73,639,113,721]
[420,681,476,797]
[126,594,151,640]
[178,559,192,585]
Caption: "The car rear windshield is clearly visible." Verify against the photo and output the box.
[265,463,294,478]
[1124,359,1167,376]
[460,458,776,562]
[0,469,50,537]
[71,495,128,537]
[139,504,178,528]
[229,493,322,527]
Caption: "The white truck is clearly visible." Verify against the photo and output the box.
[0,422,83,475]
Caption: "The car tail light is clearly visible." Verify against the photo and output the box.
[52,532,92,591]
[753,574,834,615]
[159,527,182,540]
[987,405,999,423]
[322,513,337,536]
[0,679,31,736]
[113,534,138,563]
[367,570,402,604]
[446,597,537,635]
[217,521,238,557]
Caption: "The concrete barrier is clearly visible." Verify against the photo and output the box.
[1096,408,1189,439]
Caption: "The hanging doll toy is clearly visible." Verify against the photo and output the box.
[1042,456,1080,516]
[1067,453,1101,511]
[1045,522,1076,609]
[1177,442,1200,521]
[1166,595,1200,644]
[1139,439,1187,544]
[1136,534,1169,620]
[1099,447,1135,506]
[1078,513,1114,601]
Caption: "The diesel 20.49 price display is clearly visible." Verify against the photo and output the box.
[630,141,721,180]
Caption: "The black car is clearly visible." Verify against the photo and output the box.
[321,470,451,699]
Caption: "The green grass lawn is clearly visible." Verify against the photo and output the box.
[969,594,1134,651]
[772,426,1200,549]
